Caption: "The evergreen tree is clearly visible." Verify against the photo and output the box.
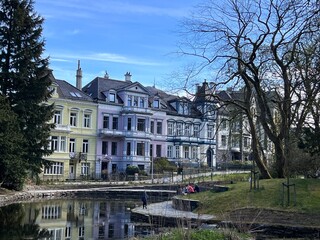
[0,0,54,189]
[0,95,26,190]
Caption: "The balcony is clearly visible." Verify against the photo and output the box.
[99,129,126,137]
[167,135,201,144]
[54,124,71,133]
[121,106,153,115]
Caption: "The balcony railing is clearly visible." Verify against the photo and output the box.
[54,124,71,132]
[121,106,153,114]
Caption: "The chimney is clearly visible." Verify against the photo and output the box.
[125,72,132,82]
[195,83,200,93]
[76,60,82,90]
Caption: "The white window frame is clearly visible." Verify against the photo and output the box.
[81,163,90,176]
[54,110,62,124]
[109,93,115,102]
[167,145,173,158]
[70,112,77,127]
[184,146,189,159]
[177,123,182,136]
[51,136,66,152]
[69,138,75,153]
[44,162,63,175]
[167,122,174,136]
[82,139,89,153]
[83,113,91,128]
[175,146,180,158]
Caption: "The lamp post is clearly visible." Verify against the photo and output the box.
[151,156,154,184]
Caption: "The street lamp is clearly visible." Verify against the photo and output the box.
[151,156,154,184]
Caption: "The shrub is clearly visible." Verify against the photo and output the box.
[125,165,139,175]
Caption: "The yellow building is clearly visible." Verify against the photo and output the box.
[42,73,98,181]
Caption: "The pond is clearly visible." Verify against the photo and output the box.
[0,198,153,240]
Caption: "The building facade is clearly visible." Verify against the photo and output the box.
[44,65,219,181]
[42,72,98,181]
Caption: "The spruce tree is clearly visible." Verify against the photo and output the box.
[0,95,26,190]
[0,0,54,189]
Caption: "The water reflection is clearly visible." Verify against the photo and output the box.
[0,199,147,240]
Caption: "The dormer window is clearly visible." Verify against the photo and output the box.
[109,93,115,102]
[153,99,159,108]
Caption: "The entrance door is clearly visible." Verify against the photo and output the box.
[69,165,75,180]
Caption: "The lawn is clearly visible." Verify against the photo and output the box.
[187,178,320,215]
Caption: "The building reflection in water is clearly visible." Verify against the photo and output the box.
[19,199,138,239]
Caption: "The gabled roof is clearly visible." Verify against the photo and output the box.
[54,79,93,101]
[82,77,151,102]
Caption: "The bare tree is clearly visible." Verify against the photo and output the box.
[178,0,320,178]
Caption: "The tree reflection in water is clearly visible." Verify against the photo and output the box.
[0,203,51,239]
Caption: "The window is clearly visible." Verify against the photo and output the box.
[221,135,227,147]
[108,224,114,238]
[167,122,174,136]
[82,139,88,153]
[184,146,189,158]
[137,142,145,156]
[175,146,180,158]
[137,118,145,131]
[112,117,118,130]
[244,137,250,148]
[70,112,77,127]
[221,120,227,130]
[208,125,214,139]
[65,226,71,238]
[192,147,197,159]
[84,113,91,128]
[103,116,109,129]
[109,93,115,102]
[127,95,132,106]
[150,121,154,133]
[51,136,66,152]
[193,124,200,137]
[111,142,117,155]
[167,146,173,158]
[150,144,153,157]
[153,99,159,108]
[184,124,190,136]
[139,98,145,108]
[127,117,132,131]
[102,141,108,155]
[51,136,58,151]
[54,110,62,124]
[60,136,66,152]
[69,138,75,152]
[156,145,161,157]
[232,137,239,148]
[177,123,182,136]
[81,163,89,175]
[133,96,138,106]
[42,205,61,219]
[48,229,62,239]
[44,162,63,175]
[156,122,162,134]
[79,226,85,238]
[126,142,131,155]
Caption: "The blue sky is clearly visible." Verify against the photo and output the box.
[34,0,202,88]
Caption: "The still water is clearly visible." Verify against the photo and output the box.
[0,198,151,240]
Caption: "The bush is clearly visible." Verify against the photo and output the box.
[125,165,139,175]
[153,157,177,173]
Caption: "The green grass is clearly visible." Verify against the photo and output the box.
[143,228,252,240]
[187,178,320,215]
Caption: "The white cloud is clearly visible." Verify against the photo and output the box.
[49,51,162,66]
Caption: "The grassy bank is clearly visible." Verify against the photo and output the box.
[188,178,320,215]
